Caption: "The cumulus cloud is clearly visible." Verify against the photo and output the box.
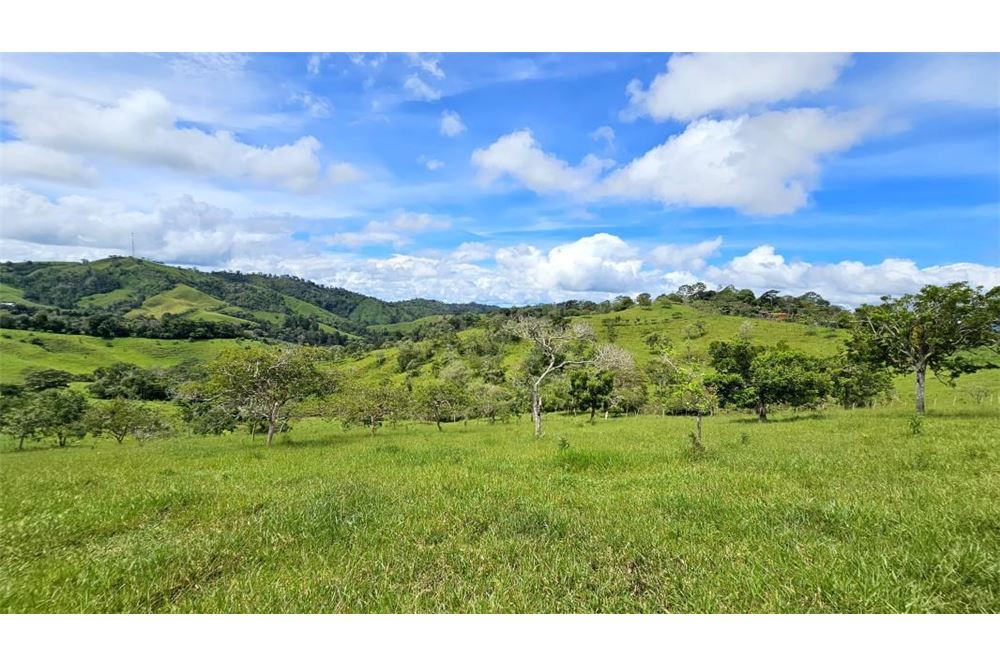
[404,75,442,101]
[3,186,996,308]
[0,88,344,191]
[600,108,879,215]
[440,110,467,137]
[0,184,289,265]
[703,245,1000,307]
[450,242,492,262]
[650,236,723,271]
[495,233,644,293]
[323,211,451,249]
[0,141,97,185]
[623,53,851,122]
[472,129,614,194]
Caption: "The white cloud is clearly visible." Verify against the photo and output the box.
[495,233,644,293]
[600,108,879,215]
[450,242,492,262]
[0,184,289,265]
[323,211,451,249]
[623,53,851,122]
[404,75,442,101]
[472,129,614,194]
[2,88,330,191]
[290,91,332,117]
[306,53,330,76]
[887,54,1000,109]
[168,53,250,79]
[650,236,723,271]
[2,191,996,308]
[327,162,365,185]
[0,141,97,185]
[418,156,445,171]
[590,125,615,149]
[440,110,467,137]
[703,245,1000,307]
[407,53,445,79]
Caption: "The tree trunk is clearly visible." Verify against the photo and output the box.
[915,365,926,414]
[266,420,276,446]
[589,406,596,423]
[531,388,543,438]
[693,414,704,452]
[436,419,442,431]
[17,435,25,451]
[757,401,767,422]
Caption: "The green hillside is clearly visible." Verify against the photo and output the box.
[0,257,497,340]
[127,284,228,318]
[0,328,248,383]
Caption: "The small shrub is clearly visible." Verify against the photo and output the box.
[556,436,571,451]
[908,414,924,436]
[739,431,750,446]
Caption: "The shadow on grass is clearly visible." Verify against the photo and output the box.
[730,412,829,425]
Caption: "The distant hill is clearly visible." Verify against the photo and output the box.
[0,256,497,340]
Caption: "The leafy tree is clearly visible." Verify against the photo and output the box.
[86,399,168,443]
[636,293,652,307]
[849,283,1000,413]
[197,346,332,445]
[569,368,614,422]
[34,388,88,447]
[23,369,76,392]
[472,382,517,424]
[651,352,718,452]
[594,344,646,417]
[333,380,407,436]
[89,363,170,401]
[826,354,895,409]
[506,317,596,437]
[414,379,469,431]
[707,340,828,421]
[0,395,43,450]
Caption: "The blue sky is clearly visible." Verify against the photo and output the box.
[0,52,997,305]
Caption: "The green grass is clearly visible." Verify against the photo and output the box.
[2,380,998,613]
[78,287,137,308]
[0,328,248,382]
[127,284,226,318]
[0,284,43,307]
[184,309,252,325]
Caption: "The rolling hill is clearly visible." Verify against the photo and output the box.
[0,256,497,339]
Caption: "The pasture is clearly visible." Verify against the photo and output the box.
[3,393,998,613]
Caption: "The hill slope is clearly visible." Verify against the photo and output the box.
[0,257,497,336]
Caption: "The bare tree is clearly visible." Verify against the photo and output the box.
[506,316,596,438]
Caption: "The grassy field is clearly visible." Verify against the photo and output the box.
[2,386,998,613]
[0,328,248,382]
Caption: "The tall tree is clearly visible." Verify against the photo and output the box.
[34,388,88,447]
[849,283,1000,413]
[569,368,614,422]
[707,340,828,422]
[198,346,332,445]
[85,398,167,444]
[506,317,596,437]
